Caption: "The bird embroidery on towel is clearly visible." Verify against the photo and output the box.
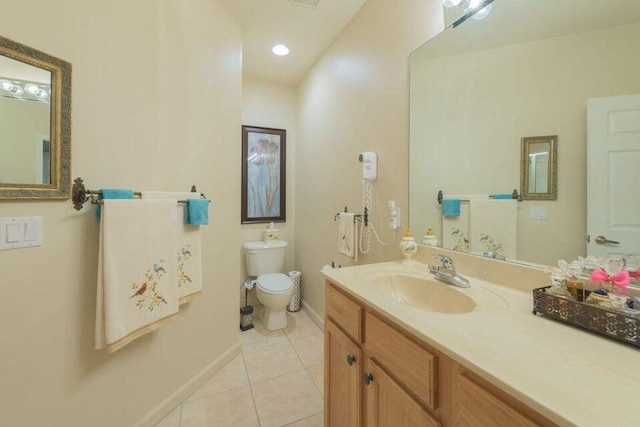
[130,282,147,298]
[341,234,351,253]
[177,246,193,288]
[131,261,169,311]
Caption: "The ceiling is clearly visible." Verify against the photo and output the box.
[218,0,367,85]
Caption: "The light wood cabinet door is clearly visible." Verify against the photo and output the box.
[454,374,538,427]
[325,320,362,427]
[364,359,440,427]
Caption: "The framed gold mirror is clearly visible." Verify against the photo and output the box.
[0,36,71,200]
[520,135,557,200]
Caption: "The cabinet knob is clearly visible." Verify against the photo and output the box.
[346,354,356,366]
[363,372,374,385]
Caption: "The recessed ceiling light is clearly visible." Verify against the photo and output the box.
[272,44,290,56]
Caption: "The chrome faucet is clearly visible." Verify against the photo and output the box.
[482,250,506,261]
[428,254,470,288]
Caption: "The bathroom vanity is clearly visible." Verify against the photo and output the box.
[322,259,640,426]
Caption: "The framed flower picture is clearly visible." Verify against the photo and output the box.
[241,125,286,224]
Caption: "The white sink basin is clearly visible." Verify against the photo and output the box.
[371,274,477,314]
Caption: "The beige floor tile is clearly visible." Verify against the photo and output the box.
[306,364,324,396]
[251,370,323,427]
[241,315,288,351]
[290,333,324,368]
[153,405,181,427]
[243,340,304,383]
[284,312,322,340]
[186,354,248,402]
[285,412,323,426]
[181,385,259,427]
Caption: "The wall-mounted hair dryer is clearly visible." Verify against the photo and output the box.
[359,152,377,181]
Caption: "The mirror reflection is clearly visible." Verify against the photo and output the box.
[0,55,52,185]
[520,135,557,200]
[409,0,640,266]
[0,36,71,200]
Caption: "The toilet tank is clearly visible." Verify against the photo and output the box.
[244,240,288,276]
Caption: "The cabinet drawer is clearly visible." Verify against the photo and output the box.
[365,312,438,411]
[326,282,362,343]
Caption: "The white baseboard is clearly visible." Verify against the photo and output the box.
[135,341,242,427]
[302,300,324,331]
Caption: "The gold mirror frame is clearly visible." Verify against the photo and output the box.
[520,135,558,201]
[0,36,71,200]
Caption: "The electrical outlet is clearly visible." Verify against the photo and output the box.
[389,201,400,229]
[392,208,401,229]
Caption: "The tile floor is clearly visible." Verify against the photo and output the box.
[155,307,324,427]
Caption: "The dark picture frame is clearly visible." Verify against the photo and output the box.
[241,125,286,224]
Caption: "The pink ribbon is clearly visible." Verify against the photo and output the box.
[589,268,630,291]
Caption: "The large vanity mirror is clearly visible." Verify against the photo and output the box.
[0,36,71,199]
[409,0,640,266]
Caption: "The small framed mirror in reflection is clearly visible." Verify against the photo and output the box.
[520,135,557,200]
[0,36,71,200]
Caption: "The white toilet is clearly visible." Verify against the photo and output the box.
[243,240,293,331]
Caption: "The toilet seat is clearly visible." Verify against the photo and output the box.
[257,273,292,294]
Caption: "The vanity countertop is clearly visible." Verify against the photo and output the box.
[322,260,640,427]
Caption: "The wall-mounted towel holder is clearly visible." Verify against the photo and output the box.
[71,177,208,211]
[333,206,368,227]
[437,189,522,204]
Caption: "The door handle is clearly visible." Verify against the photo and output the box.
[346,354,356,366]
[595,235,620,245]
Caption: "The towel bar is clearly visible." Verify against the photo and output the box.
[71,177,208,211]
[437,189,522,204]
[333,206,368,226]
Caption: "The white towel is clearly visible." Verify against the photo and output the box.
[469,199,518,259]
[338,212,358,262]
[141,191,203,304]
[95,200,179,353]
[442,203,470,253]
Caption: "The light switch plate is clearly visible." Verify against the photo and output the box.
[530,206,547,220]
[0,217,43,250]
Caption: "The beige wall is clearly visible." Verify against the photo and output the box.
[241,77,297,306]
[0,98,50,183]
[0,1,242,426]
[410,22,640,265]
[295,0,444,321]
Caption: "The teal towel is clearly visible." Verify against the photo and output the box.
[442,199,461,217]
[493,193,512,200]
[185,198,209,225]
[95,189,135,220]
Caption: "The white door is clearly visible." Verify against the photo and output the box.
[587,94,640,258]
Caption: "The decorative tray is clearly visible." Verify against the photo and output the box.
[532,286,640,348]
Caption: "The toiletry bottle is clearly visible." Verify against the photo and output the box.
[400,228,418,261]
[422,228,440,247]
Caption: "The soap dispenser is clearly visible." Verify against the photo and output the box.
[263,222,280,242]
[400,228,418,261]
[422,228,440,247]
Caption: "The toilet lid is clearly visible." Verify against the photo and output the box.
[257,273,292,293]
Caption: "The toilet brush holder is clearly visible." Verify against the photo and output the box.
[240,305,254,331]
[240,286,254,331]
